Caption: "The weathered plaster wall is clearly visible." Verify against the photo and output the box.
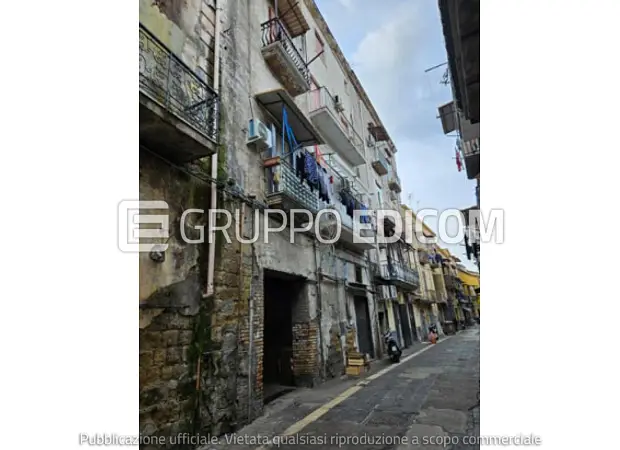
[139,150,212,443]
[140,0,216,85]
[139,0,387,438]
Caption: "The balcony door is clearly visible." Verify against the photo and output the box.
[310,77,320,110]
[268,4,306,59]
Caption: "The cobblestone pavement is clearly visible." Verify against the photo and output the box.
[203,327,480,450]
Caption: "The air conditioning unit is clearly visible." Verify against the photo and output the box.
[333,95,344,113]
[247,118,271,151]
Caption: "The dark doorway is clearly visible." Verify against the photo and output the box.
[407,303,418,341]
[263,270,303,403]
[353,296,374,358]
[392,302,404,348]
[399,303,413,347]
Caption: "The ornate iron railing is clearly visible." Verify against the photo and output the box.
[265,158,319,212]
[260,18,309,84]
[139,25,219,143]
[388,262,419,286]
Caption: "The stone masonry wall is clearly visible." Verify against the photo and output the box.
[139,150,212,445]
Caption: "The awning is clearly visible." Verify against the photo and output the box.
[276,0,310,38]
[255,89,324,146]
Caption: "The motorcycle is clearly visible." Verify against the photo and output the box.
[383,331,402,363]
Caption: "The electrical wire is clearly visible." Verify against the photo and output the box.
[140,144,270,211]
[140,145,377,261]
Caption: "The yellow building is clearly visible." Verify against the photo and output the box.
[457,266,480,318]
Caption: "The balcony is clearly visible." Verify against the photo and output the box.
[444,274,462,291]
[371,148,389,176]
[139,25,219,162]
[388,263,420,291]
[368,123,389,142]
[264,158,319,214]
[371,261,418,290]
[261,18,310,97]
[307,87,365,166]
[371,262,391,282]
[319,201,375,251]
[388,171,402,193]
[418,249,430,265]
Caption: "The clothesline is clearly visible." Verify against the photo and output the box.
[280,105,371,219]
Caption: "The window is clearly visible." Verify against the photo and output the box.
[375,181,383,207]
[315,31,325,64]
[355,265,363,283]
[344,80,350,95]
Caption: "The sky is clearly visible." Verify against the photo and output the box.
[315,0,478,272]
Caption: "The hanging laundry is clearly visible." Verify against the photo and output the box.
[339,191,354,217]
[455,147,463,172]
[360,204,370,224]
[318,169,328,202]
[304,152,319,189]
[319,168,331,203]
[295,151,305,183]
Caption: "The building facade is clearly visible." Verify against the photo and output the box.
[139,0,408,440]
[457,265,480,320]
[436,0,480,268]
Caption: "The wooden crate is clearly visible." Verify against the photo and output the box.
[347,359,365,366]
[346,365,365,376]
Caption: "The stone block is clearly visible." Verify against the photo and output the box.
[153,349,166,366]
[140,350,154,367]
[140,331,162,350]
[178,330,192,346]
[166,347,183,364]
[163,330,179,347]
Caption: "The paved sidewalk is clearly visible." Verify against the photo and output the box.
[199,330,479,450]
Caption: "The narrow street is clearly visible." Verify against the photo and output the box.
[206,328,480,450]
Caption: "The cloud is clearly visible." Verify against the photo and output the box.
[337,0,354,10]
[314,0,478,270]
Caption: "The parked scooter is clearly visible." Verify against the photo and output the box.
[383,331,402,363]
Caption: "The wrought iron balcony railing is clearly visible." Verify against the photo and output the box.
[260,18,309,85]
[139,25,219,143]
[388,262,420,286]
[265,158,319,212]
[371,262,390,280]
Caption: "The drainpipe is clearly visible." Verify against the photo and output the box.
[247,207,256,423]
[206,0,222,297]
[312,240,325,380]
